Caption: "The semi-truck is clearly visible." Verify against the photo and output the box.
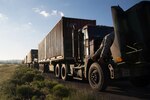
[37,1,150,91]
[24,49,38,68]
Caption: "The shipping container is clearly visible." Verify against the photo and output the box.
[38,38,46,61]
[38,17,96,62]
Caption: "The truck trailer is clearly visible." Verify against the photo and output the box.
[38,17,97,72]
[38,1,150,91]
[24,49,38,68]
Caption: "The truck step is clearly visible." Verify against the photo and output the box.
[68,74,73,76]
[73,77,83,80]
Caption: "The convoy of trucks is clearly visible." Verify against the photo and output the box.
[24,1,150,91]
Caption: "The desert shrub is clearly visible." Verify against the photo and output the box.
[52,84,70,98]
[21,72,35,83]
[12,67,42,84]
[33,74,45,81]
[12,70,24,80]
[32,69,41,74]
[31,81,46,89]
[32,95,39,100]
[44,80,58,89]
[46,94,57,100]
[31,94,45,100]
[0,77,20,100]
[31,80,58,90]
[17,67,32,74]
[33,88,43,96]
[0,93,17,100]
[16,85,33,99]
[10,78,22,85]
[1,65,75,100]
[12,67,32,80]
[41,87,50,95]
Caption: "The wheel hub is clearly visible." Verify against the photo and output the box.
[91,70,99,84]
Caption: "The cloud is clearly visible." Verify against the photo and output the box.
[32,8,64,17]
[40,11,50,17]
[51,10,57,16]
[51,10,64,17]
[59,12,64,17]
[0,13,8,23]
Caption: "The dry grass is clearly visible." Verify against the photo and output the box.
[0,64,19,85]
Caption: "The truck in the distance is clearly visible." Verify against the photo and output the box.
[37,1,150,91]
[24,49,38,68]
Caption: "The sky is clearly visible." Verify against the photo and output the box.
[0,0,145,60]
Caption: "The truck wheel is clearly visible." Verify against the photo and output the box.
[61,64,68,81]
[88,62,108,91]
[130,76,150,87]
[55,64,61,78]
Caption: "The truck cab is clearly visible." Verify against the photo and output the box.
[72,25,114,90]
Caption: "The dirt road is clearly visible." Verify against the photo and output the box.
[45,72,150,100]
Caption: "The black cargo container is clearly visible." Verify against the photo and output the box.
[38,17,96,62]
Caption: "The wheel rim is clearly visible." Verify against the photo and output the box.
[90,68,100,87]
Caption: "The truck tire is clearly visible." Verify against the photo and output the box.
[61,64,73,81]
[55,64,61,78]
[61,64,68,81]
[88,62,108,91]
[130,76,150,87]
